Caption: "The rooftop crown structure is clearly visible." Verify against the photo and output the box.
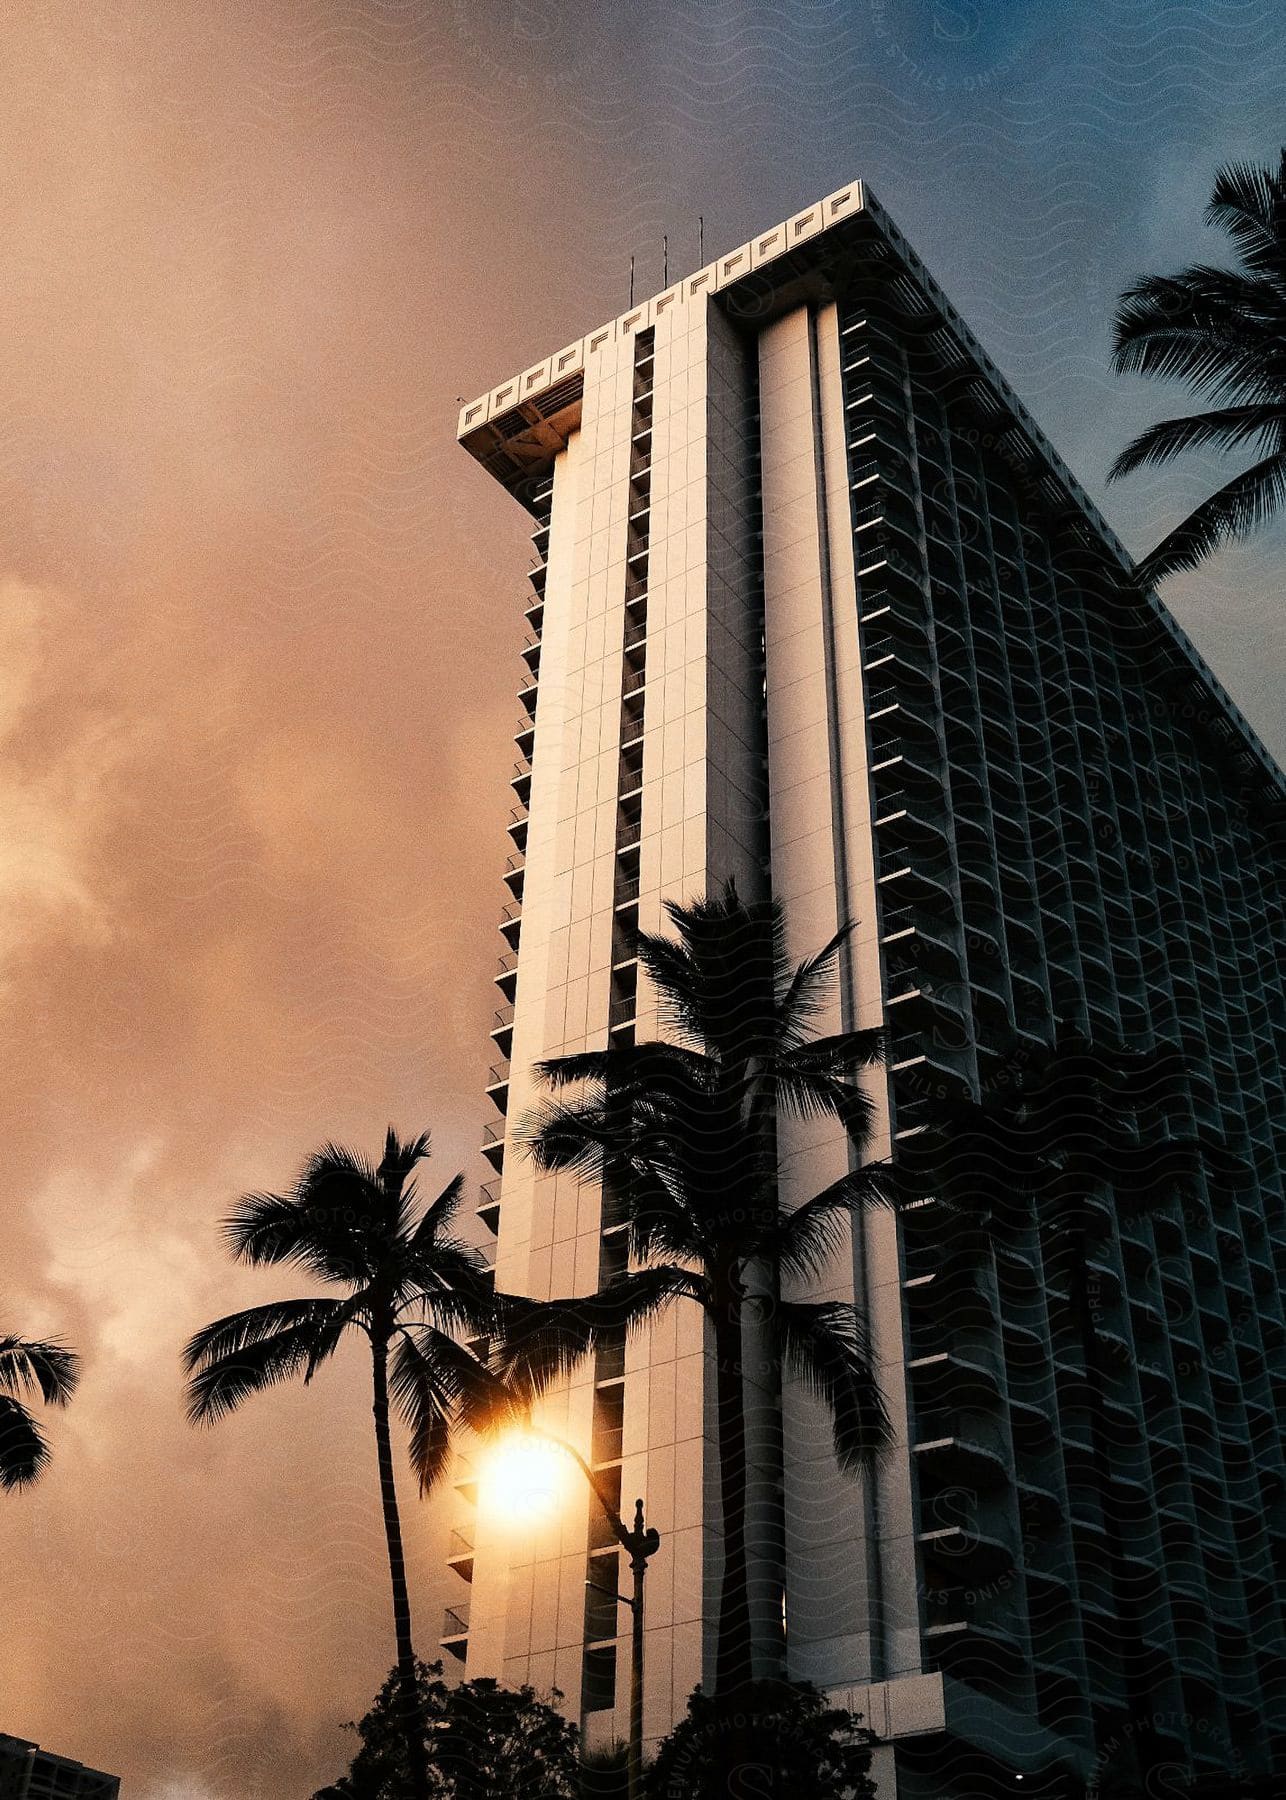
[451,180,1286,1798]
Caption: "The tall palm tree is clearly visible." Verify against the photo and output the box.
[0,1331,80,1488]
[498,887,894,1694]
[184,1129,506,1800]
[900,1033,1199,1792]
[1107,149,1286,585]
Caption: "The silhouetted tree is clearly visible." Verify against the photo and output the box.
[185,1130,508,1800]
[312,1658,579,1800]
[0,1331,80,1488]
[644,1679,876,1800]
[501,886,893,1694]
[1108,149,1286,584]
[579,1742,630,1799]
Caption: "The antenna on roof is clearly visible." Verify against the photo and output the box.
[629,255,635,307]
[663,233,668,287]
[699,215,704,265]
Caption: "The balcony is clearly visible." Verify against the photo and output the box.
[441,1603,470,1659]
[489,1004,514,1059]
[480,1120,505,1170]
[505,808,528,854]
[912,1420,1010,1490]
[880,904,962,977]
[486,1061,510,1114]
[446,1526,475,1582]
[885,983,971,1049]
[502,855,525,901]
[918,1522,1015,1583]
[923,1608,1026,1695]
[498,904,521,952]
[908,1342,1004,1410]
[477,1179,501,1235]
[608,994,637,1036]
[494,951,518,1002]
[616,814,642,858]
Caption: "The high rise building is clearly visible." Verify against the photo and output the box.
[0,1736,119,1800]
[450,180,1286,1796]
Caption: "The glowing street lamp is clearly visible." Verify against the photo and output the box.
[480,1427,660,1800]
[477,1431,569,1525]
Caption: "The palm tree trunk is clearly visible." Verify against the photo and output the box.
[371,1330,431,1800]
[712,1278,753,1694]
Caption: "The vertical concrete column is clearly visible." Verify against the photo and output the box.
[469,326,643,1704]
[632,294,766,1729]
[759,299,920,1710]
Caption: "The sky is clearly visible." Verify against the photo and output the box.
[1,2,1283,1794]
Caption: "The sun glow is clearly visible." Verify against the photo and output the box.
[477,1432,569,1525]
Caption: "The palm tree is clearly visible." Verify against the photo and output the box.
[498,887,894,1694]
[1107,149,1286,585]
[184,1129,506,1800]
[0,1331,80,1488]
[900,1033,1199,1791]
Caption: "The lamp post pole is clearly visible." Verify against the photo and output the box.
[534,1433,660,1800]
[619,1496,660,1800]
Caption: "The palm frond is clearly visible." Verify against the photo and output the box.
[779,1028,884,1075]
[0,1336,80,1406]
[223,1164,378,1285]
[1110,267,1280,390]
[635,929,709,1045]
[650,887,793,1061]
[397,1325,518,1444]
[387,1329,478,1495]
[402,1238,500,1339]
[1136,448,1286,584]
[493,1266,702,1399]
[777,921,852,1038]
[519,1095,621,1181]
[623,1165,707,1266]
[377,1130,432,1246]
[768,1065,876,1141]
[1206,152,1286,276]
[406,1171,467,1252]
[184,1301,351,1424]
[294,1142,395,1261]
[1108,404,1282,479]
[0,1393,49,1490]
[766,1298,890,1474]
[534,1042,716,1093]
[181,1296,352,1373]
[770,1163,897,1283]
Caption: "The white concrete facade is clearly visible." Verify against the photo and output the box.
[464,290,774,1750]
[454,211,937,1776]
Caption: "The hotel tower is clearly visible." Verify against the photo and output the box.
[446,181,1286,1797]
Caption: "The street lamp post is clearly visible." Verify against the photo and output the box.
[583,1489,660,1800]
[485,1429,660,1800]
